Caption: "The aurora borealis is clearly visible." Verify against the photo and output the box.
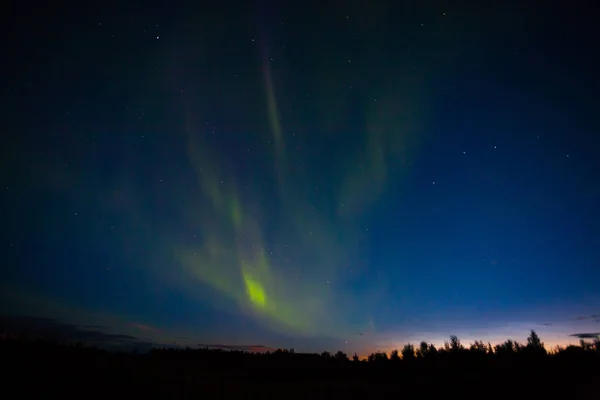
[2,2,600,354]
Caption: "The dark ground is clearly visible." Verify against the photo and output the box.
[3,339,599,399]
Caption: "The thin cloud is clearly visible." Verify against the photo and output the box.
[574,314,600,321]
[569,333,600,339]
[197,343,276,353]
[129,322,160,332]
[0,315,138,344]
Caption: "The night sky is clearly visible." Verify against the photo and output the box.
[3,2,600,355]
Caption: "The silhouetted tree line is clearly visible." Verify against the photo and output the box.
[3,330,599,399]
[3,329,598,368]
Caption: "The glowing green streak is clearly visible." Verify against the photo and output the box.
[242,270,266,308]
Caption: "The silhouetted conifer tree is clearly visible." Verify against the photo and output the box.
[449,335,463,353]
[334,350,348,362]
[401,344,415,361]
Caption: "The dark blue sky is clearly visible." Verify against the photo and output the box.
[2,1,599,354]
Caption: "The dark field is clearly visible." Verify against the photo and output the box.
[4,338,599,399]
